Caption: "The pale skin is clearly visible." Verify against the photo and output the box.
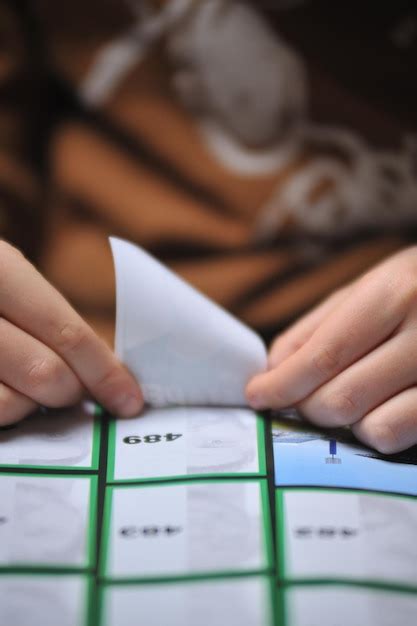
[247,247,417,455]
[0,241,143,425]
[5,239,417,456]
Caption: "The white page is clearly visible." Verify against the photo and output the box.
[0,475,92,567]
[287,585,417,626]
[282,490,417,586]
[102,577,272,626]
[104,481,267,578]
[0,405,96,468]
[111,406,261,480]
[0,575,88,626]
[110,237,267,407]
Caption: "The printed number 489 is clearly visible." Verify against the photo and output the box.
[123,434,183,444]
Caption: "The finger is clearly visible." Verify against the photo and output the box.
[0,383,36,426]
[0,317,83,407]
[298,329,417,427]
[269,286,351,368]
[246,272,405,410]
[0,242,143,417]
[351,387,417,454]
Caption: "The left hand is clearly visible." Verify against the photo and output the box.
[246,247,417,454]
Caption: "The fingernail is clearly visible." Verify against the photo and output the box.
[247,393,265,410]
[112,392,143,418]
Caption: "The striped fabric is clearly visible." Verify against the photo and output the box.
[1,1,415,347]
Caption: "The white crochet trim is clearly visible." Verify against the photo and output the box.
[198,119,299,176]
[80,0,193,106]
[255,125,417,241]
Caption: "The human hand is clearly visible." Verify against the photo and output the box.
[246,247,417,453]
[0,241,143,425]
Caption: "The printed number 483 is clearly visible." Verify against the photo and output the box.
[123,434,183,444]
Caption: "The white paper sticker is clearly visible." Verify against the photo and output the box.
[110,237,266,407]
[0,475,93,568]
[0,574,88,626]
[281,489,417,586]
[286,585,417,626]
[103,481,268,578]
[0,405,97,469]
[110,406,261,481]
[102,577,272,626]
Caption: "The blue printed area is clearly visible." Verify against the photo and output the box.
[273,421,417,496]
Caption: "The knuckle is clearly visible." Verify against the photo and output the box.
[56,321,90,354]
[321,390,357,425]
[302,388,358,427]
[311,344,341,377]
[26,358,83,407]
[288,338,305,355]
[26,357,65,391]
[366,423,400,455]
[376,252,417,309]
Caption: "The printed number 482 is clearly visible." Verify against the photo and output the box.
[123,434,183,444]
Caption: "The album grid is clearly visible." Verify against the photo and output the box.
[0,404,417,626]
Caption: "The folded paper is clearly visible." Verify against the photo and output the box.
[110,237,267,407]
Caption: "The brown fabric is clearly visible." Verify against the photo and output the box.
[238,237,403,329]
[0,1,415,348]
[50,122,251,250]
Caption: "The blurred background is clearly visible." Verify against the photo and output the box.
[1,0,416,345]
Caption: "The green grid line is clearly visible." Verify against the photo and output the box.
[260,480,275,571]
[106,419,116,484]
[91,418,102,471]
[275,490,286,581]
[87,475,99,569]
[257,414,267,475]
[97,574,275,626]
[279,578,417,625]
